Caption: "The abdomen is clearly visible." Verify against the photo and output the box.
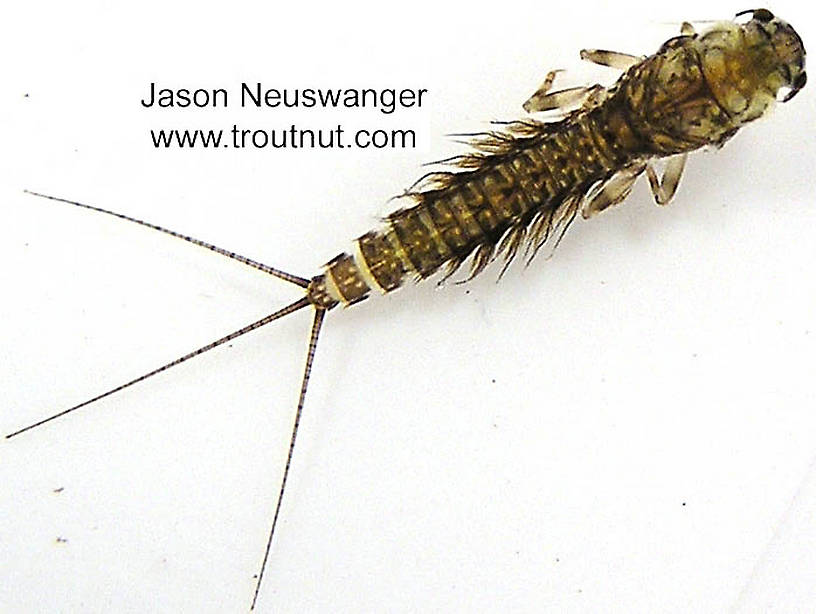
[311,108,632,308]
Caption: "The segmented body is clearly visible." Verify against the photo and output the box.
[310,14,806,308]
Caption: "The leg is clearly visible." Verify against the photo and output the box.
[580,84,607,110]
[580,49,642,70]
[522,69,570,112]
[645,154,687,205]
[523,84,595,113]
[531,69,563,97]
[581,164,645,219]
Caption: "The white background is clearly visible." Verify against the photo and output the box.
[1,1,815,612]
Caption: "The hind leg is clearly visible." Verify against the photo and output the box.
[581,164,645,219]
[524,45,641,113]
[523,83,599,113]
[523,69,586,112]
[523,68,607,113]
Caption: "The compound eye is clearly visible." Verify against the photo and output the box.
[752,8,774,22]
[734,8,774,23]
[780,72,807,102]
[793,71,808,90]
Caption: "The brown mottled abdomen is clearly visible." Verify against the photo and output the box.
[315,109,628,307]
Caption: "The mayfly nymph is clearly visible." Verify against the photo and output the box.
[7,8,806,611]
